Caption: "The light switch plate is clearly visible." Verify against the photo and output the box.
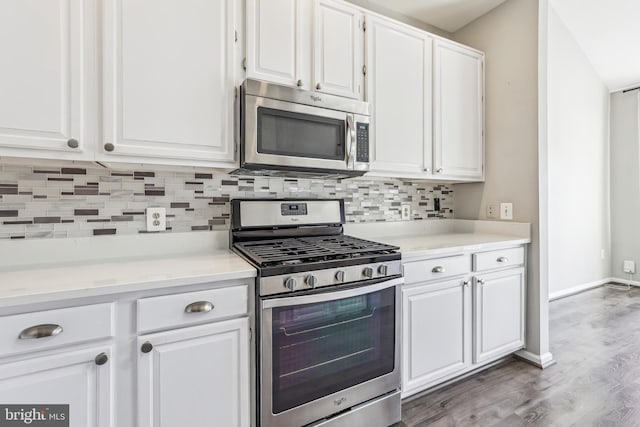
[500,203,513,220]
[146,207,166,232]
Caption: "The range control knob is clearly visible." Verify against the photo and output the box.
[335,270,346,282]
[363,267,374,279]
[378,264,389,275]
[305,275,318,288]
[284,277,297,291]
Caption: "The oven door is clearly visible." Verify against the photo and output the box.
[260,278,401,427]
[244,95,355,172]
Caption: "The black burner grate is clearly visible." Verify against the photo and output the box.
[234,235,399,266]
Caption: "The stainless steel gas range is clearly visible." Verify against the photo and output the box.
[230,199,402,427]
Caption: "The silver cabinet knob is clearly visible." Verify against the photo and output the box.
[104,143,115,152]
[284,277,297,291]
[463,280,470,288]
[67,138,79,149]
[19,324,63,340]
[305,275,318,288]
[95,352,109,366]
[363,267,374,278]
[297,80,303,87]
[431,266,445,273]
[436,168,443,173]
[184,301,214,313]
[335,270,346,282]
[316,83,322,90]
[477,278,485,285]
[424,167,430,172]
[141,342,153,353]
[378,264,389,275]
[497,257,509,263]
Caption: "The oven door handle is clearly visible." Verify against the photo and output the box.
[262,277,403,309]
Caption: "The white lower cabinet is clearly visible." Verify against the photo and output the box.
[473,268,525,364]
[401,246,526,398]
[0,346,113,427]
[137,317,250,427]
[402,278,470,395]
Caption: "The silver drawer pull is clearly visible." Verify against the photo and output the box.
[184,301,214,314]
[497,257,509,263]
[19,324,63,340]
[432,266,445,273]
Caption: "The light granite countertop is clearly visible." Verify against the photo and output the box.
[0,220,530,307]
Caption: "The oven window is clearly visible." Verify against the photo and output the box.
[257,107,345,160]
[270,286,395,414]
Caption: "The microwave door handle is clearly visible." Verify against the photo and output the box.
[346,115,356,168]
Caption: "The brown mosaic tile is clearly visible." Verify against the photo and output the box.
[34,217,61,224]
[74,209,99,216]
[61,168,86,175]
[171,202,190,208]
[0,210,18,217]
[93,228,117,236]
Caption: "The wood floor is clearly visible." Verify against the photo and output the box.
[400,285,640,426]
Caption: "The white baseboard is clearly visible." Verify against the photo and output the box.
[549,278,612,301]
[549,277,640,301]
[514,350,556,369]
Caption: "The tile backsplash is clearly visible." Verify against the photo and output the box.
[0,163,453,240]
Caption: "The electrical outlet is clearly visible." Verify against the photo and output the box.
[146,207,166,232]
[486,204,497,218]
[401,205,411,221]
[624,260,636,274]
[500,203,513,220]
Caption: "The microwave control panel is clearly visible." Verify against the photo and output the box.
[356,123,369,162]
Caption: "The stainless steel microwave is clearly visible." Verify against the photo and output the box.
[237,79,370,177]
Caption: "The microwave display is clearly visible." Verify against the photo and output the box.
[257,107,345,161]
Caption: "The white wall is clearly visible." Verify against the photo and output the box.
[546,5,611,298]
[610,91,640,281]
[452,0,552,365]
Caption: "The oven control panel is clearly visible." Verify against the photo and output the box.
[259,260,402,296]
[280,203,308,216]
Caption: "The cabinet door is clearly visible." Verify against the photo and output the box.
[0,0,94,158]
[138,318,249,427]
[473,268,525,364]
[313,0,362,99]
[102,0,236,166]
[366,15,432,176]
[433,41,484,180]
[0,346,112,427]
[402,279,470,396]
[246,0,306,87]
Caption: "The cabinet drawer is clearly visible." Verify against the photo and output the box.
[137,285,248,334]
[0,303,114,358]
[473,247,525,272]
[403,255,470,284]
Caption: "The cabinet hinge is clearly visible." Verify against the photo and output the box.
[362,65,367,76]
[234,86,238,99]
[249,328,253,341]
[234,30,238,43]
[242,57,247,71]
[363,20,366,32]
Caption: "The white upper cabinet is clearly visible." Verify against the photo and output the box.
[246,0,362,98]
[102,0,237,167]
[0,0,95,159]
[313,0,363,98]
[246,0,306,87]
[366,15,432,176]
[434,40,484,180]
